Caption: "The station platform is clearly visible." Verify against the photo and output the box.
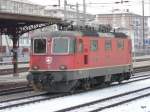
[0,72,28,84]
[133,61,150,68]
[133,55,150,59]
[133,55,150,61]
[0,64,29,70]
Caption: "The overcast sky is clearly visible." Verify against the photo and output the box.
[29,0,150,16]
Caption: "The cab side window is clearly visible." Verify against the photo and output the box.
[34,39,46,54]
[105,40,112,50]
[117,39,124,49]
[90,40,98,51]
[78,39,83,53]
[69,39,76,53]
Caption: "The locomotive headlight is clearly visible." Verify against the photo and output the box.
[32,65,39,70]
[59,65,67,70]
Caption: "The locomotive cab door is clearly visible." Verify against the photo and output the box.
[75,38,89,68]
[83,38,89,66]
[105,39,112,65]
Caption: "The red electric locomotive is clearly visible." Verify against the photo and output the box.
[27,27,133,92]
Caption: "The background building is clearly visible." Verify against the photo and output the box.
[1,34,30,55]
[44,6,95,25]
[95,12,150,55]
[0,0,44,15]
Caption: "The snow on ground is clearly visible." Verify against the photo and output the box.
[1,78,150,112]
[101,96,150,112]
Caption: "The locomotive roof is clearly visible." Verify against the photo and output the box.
[31,30,128,38]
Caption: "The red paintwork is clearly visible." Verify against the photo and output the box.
[30,35,132,71]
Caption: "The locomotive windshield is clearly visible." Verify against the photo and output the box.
[33,39,46,54]
[52,38,75,54]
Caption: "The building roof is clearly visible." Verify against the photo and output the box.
[12,0,31,3]
[97,12,142,17]
[45,7,94,16]
[11,0,43,6]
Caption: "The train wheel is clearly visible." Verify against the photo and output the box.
[117,74,124,84]
[82,78,91,90]
[43,80,79,93]
[125,72,131,80]
[118,80,122,84]
[84,83,90,90]
[69,81,80,93]
[32,83,39,91]
[32,82,43,91]
[104,81,111,86]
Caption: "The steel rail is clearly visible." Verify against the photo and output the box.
[0,86,32,96]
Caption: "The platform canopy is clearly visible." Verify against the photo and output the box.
[0,12,63,36]
[0,11,65,76]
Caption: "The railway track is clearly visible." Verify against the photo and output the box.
[134,66,150,73]
[133,57,150,62]
[0,86,32,96]
[0,91,68,110]
[1,72,150,110]
[0,67,29,75]
[56,86,150,112]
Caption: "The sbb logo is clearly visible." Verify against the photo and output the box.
[46,57,52,64]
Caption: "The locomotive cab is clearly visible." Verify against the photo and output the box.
[30,36,76,71]
[28,34,79,92]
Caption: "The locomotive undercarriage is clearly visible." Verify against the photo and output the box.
[27,72,79,92]
[27,65,132,93]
